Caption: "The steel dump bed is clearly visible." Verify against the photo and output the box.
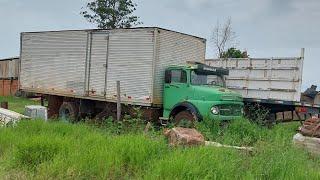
[205,51,305,105]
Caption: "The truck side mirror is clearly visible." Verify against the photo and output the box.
[165,70,171,83]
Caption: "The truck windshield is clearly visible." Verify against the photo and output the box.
[191,71,224,87]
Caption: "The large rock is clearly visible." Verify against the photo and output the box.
[293,133,320,155]
[164,127,205,146]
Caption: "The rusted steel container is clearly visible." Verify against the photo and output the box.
[0,57,19,96]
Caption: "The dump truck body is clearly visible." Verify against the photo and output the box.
[205,56,304,103]
[206,49,320,121]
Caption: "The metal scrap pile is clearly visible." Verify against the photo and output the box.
[301,85,320,105]
[299,118,320,137]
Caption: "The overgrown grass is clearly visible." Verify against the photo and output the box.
[0,96,39,114]
[0,97,320,179]
[1,120,320,179]
[196,118,268,146]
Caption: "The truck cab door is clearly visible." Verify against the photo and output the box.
[163,69,191,114]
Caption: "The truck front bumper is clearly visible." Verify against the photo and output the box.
[208,114,243,121]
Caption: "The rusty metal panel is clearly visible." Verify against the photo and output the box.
[20,30,88,96]
[105,29,155,105]
[205,55,304,102]
[153,29,206,105]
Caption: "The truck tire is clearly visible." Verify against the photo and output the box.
[59,102,79,123]
[174,110,198,128]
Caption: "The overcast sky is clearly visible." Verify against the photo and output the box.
[0,0,319,90]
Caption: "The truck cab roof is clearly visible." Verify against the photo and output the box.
[167,62,229,76]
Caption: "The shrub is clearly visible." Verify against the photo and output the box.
[244,103,270,125]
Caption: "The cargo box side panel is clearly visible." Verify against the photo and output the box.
[153,30,206,105]
[105,29,154,105]
[88,32,109,97]
[20,31,88,96]
[206,58,303,102]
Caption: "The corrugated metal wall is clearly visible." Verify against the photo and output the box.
[20,31,88,96]
[0,58,19,79]
[205,58,303,102]
[153,29,206,105]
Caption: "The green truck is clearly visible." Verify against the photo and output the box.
[162,62,243,125]
[19,27,243,125]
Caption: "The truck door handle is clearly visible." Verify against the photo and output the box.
[170,84,180,88]
[165,84,180,88]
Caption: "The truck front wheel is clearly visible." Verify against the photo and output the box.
[59,102,79,123]
[174,111,197,128]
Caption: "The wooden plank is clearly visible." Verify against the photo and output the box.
[116,81,121,121]
[0,80,3,96]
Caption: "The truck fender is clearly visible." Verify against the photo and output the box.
[169,102,203,121]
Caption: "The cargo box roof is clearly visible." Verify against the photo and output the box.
[21,27,206,42]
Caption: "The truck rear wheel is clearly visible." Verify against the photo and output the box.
[59,102,79,122]
[174,111,197,128]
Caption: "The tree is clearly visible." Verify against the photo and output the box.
[220,47,249,58]
[211,18,237,58]
[81,0,142,29]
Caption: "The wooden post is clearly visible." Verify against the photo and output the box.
[40,96,45,106]
[116,81,121,121]
[1,101,8,109]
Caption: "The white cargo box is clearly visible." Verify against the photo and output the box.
[20,28,206,106]
[205,50,304,103]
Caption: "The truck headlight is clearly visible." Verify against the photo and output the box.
[211,106,219,115]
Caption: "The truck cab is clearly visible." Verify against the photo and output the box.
[163,62,243,126]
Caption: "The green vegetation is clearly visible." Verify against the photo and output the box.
[220,47,249,58]
[0,96,39,114]
[0,97,320,179]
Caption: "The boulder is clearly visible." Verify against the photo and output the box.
[293,133,320,155]
[164,127,205,146]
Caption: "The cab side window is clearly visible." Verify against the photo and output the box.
[165,69,187,83]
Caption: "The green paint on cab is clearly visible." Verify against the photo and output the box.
[163,63,243,121]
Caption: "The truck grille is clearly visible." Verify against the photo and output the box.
[221,95,242,101]
[218,104,242,116]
